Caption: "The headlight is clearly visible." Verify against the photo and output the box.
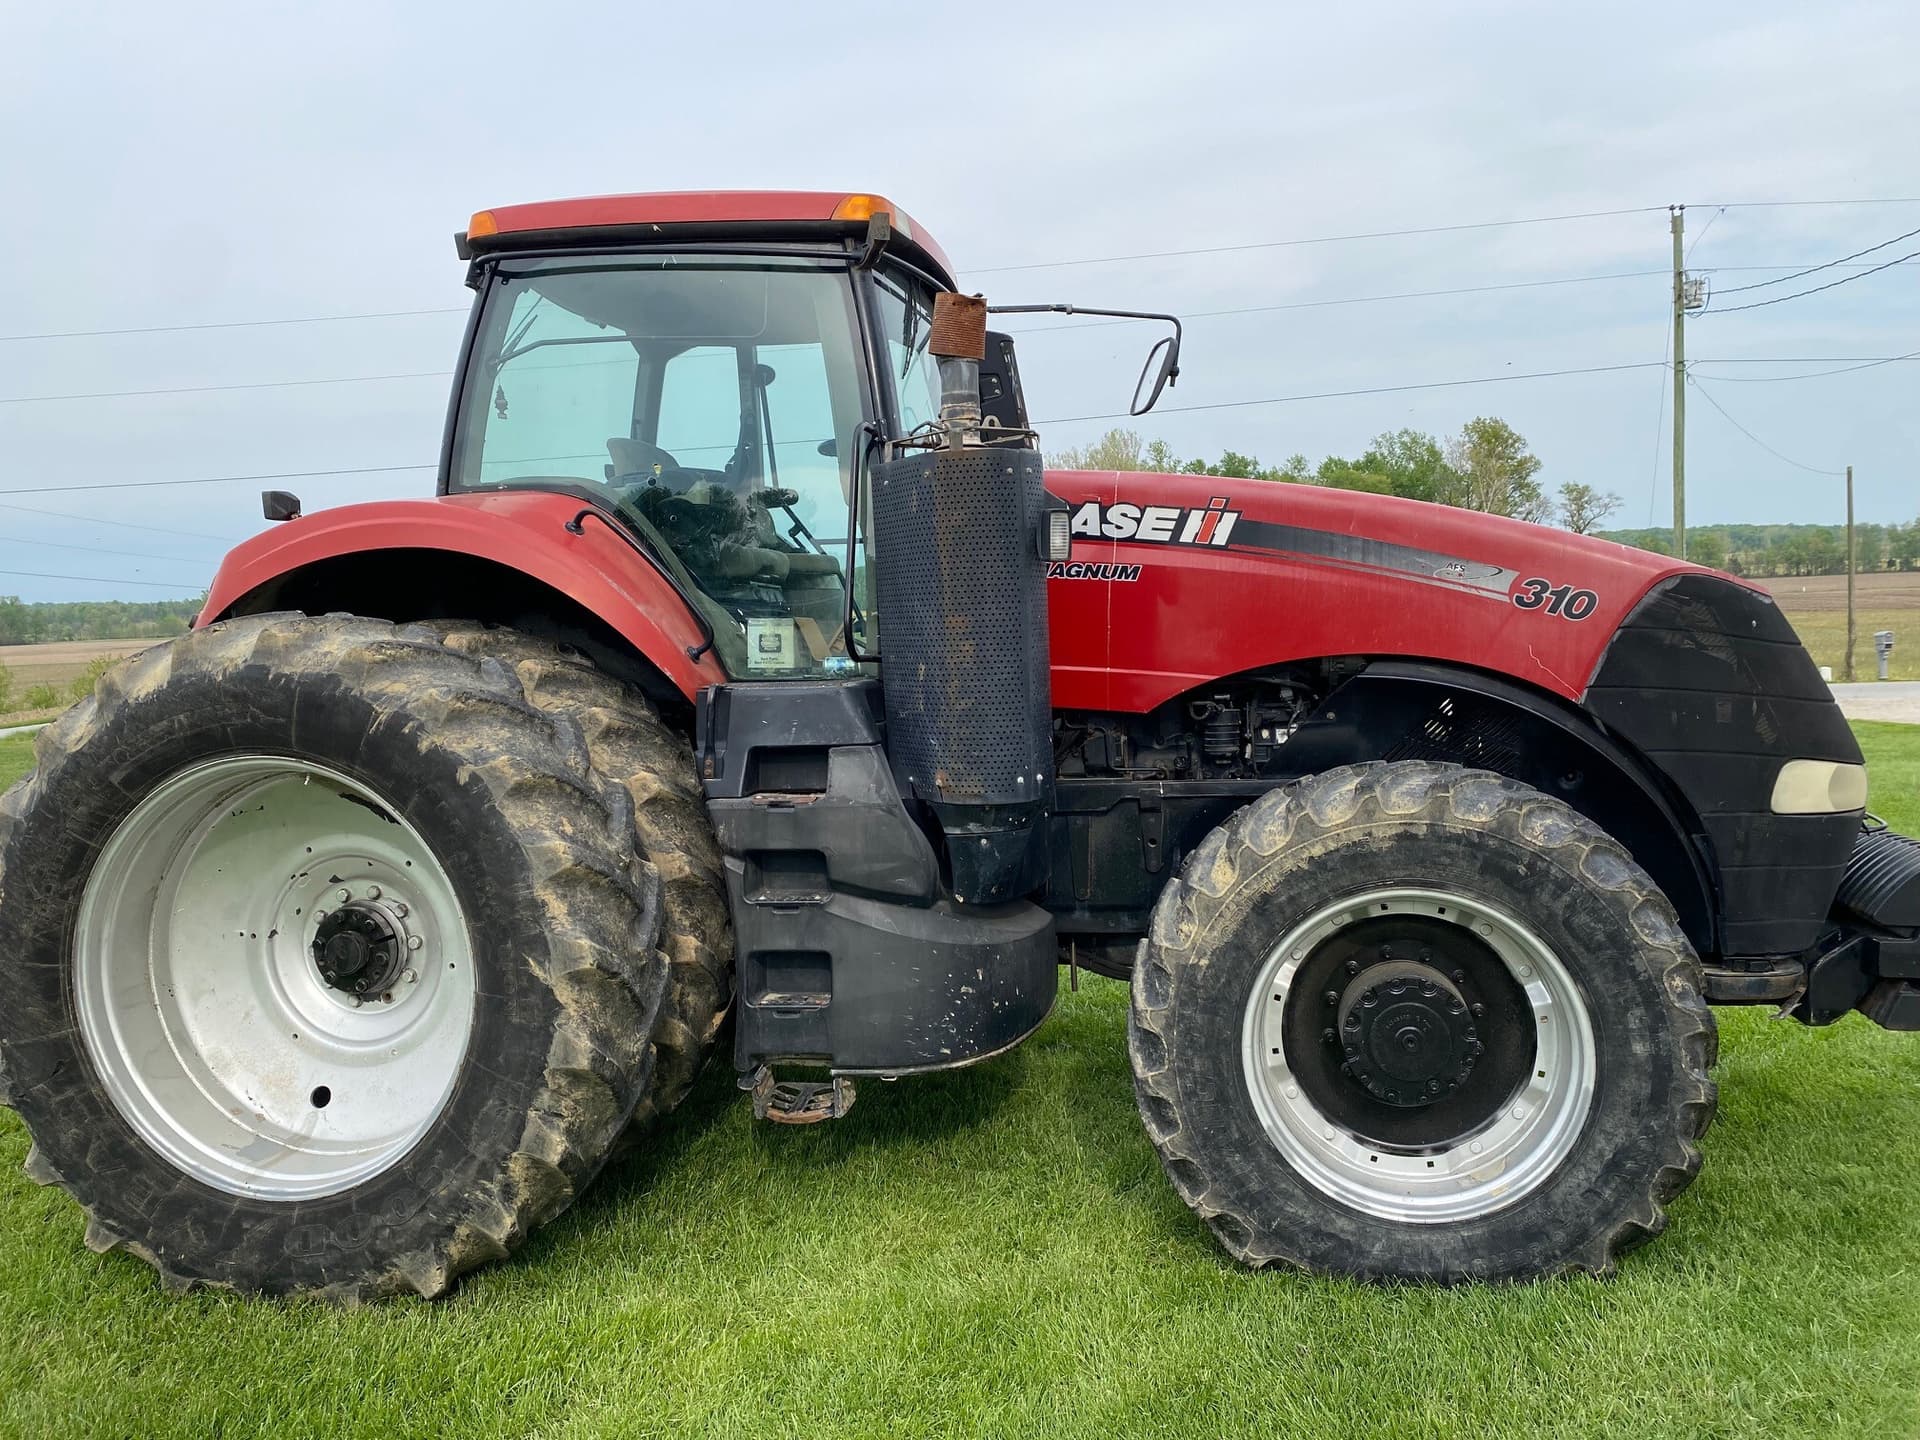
[1770,760,1869,814]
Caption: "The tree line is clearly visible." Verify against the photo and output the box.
[1048,423,1919,571]
[1597,523,1920,577]
[0,596,203,647]
[1048,419,1624,535]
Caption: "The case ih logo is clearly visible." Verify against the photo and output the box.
[1068,497,1240,547]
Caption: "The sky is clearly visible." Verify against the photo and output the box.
[1,0,1916,603]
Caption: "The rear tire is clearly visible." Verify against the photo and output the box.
[429,624,733,1126]
[0,613,668,1298]
[1129,761,1716,1283]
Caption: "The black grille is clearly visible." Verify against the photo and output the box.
[1383,695,1526,774]
[870,447,1051,807]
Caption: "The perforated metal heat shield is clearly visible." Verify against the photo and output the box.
[871,447,1052,810]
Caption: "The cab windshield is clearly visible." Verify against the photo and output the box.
[449,255,871,678]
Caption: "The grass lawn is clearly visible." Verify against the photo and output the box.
[0,726,1916,1439]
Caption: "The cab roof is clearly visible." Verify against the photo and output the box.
[461,190,955,287]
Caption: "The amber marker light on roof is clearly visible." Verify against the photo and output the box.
[466,210,499,240]
[831,193,891,223]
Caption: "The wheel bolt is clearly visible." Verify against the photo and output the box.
[391,902,408,918]
[1451,969,1465,984]
[403,968,418,985]
[1379,944,1394,959]
[1345,960,1360,975]
[366,885,382,900]
[336,888,351,903]
[1322,1027,1337,1045]
[1325,990,1339,1006]
[1471,1002,1486,1017]
[407,935,424,952]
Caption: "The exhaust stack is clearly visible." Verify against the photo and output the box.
[870,291,1053,904]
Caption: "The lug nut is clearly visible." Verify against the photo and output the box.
[1345,960,1360,976]
[404,968,418,985]
[392,902,408,919]
[407,934,423,951]
[1322,1027,1337,1045]
[1471,1002,1486,1017]
[1325,990,1339,1006]
[337,888,351,903]
[367,885,382,900]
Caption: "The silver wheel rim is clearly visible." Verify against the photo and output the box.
[74,756,476,1200]
[1240,887,1596,1224]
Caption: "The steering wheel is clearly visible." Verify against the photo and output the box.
[606,437,679,483]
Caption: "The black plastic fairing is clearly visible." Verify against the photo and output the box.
[1584,574,1862,957]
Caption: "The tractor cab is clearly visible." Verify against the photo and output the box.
[447,233,940,678]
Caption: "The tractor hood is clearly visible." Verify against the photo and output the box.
[1042,468,1718,713]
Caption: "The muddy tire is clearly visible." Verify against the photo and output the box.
[429,623,732,1125]
[1129,761,1716,1283]
[0,613,668,1298]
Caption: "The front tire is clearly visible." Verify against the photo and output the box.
[1129,762,1716,1283]
[0,613,668,1298]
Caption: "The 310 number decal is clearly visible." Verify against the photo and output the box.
[1511,577,1598,620]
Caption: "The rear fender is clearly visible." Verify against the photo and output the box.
[199,492,725,702]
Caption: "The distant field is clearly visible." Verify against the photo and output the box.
[0,639,155,722]
[1740,573,1920,683]
[1757,571,1920,613]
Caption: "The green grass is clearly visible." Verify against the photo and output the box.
[0,727,1916,1438]
[1782,610,1919,682]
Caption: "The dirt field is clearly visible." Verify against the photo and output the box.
[0,639,157,722]
[1757,570,1920,614]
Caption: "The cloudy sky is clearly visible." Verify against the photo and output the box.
[2,0,1916,602]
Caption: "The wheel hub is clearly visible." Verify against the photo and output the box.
[1337,957,1481,1107]
[313,903,405,998]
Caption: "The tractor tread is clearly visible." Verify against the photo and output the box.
[428,624,733,1127]
[0,612,669,1300]
[1128,760,1716,1282]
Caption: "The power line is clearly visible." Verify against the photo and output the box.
[1703,247,1920,315]
[0,462,434,497]
[1685,206,1726,261]
[1003,269,1670,333]
[0,370,449,406]
[1713,224,1920,295]
[0,568,200,591]
[1035,361,1667,426]
[969,206,1670,275]
[1689,348,1920,382]
[0,500,242,543]
[1702,197,1920,209]
[1688,377,1843,476]
[0,307,467,345]
[0,533,213,568]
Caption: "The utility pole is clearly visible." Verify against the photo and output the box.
[1845,463,1856,682]
[1670,206,1687,560]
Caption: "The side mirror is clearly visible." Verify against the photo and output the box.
[1131,335,1180,416]
[261,490,302,522]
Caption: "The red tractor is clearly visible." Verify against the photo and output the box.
[2,191,1915,1298]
